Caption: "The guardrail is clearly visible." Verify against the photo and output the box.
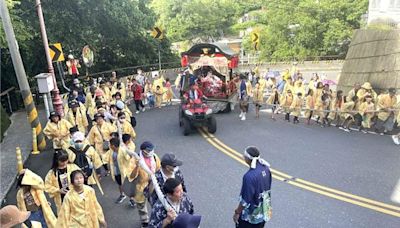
[0,87,15,113]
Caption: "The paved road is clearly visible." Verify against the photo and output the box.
[3,103,400,227]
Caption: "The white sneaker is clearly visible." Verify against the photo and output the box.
[142,108,145,112]
[135,111,140,114]
[343,128,350,132]
[392,135,400,145]
[338,127,344,130]
[241,113,246,121]
[239,112,243,118]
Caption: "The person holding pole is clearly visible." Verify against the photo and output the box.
[149,178,198,228]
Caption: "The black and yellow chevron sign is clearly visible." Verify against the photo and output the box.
[251,32,260,51]
[151,27,164,40]
[49,43,65,62]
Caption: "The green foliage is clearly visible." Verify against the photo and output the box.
[1,0,178,94]
[249,0,368,61]
[151,0,263,42]
[0,105,11,142]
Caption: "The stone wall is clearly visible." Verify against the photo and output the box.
[337,29,400,94]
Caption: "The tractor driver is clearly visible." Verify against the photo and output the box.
[183,84,207,104]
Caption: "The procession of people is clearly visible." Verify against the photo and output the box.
[2,65,399,228]
[2,71,210,228]
[226,70,400,144]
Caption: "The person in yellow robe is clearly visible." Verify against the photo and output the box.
[308,73,320,93]
[87,113,117,161]
[316,93,331,127]
[112,82,127,102]
[290,92,303,124]
[100,81,112,103]
[327,91,344,126]
[356,95,375,132]
[258,76,267,92]
[64,100,88,134]
[65,132,104,187]
[252,82,264,119]
[339,96,357,132]
[154,86,164,108]
[152,74,166,102]
[103,138,134,205]
[293,80,305,98]
[374,88,397,134]
[16,169,57,228]
[304,89,315,125]
[85,86,98,120]
[392,106,400,145]
[122,133,136,151]
[346,83,361,102]
[266,88,280,120]
[43,111,73,150]
[282,78,294,96]
[56,170,107,228]
[115,100,133,122]
[115,112,136,140]
[44,150,80,214]
[127,141,161,227]
[356,82,378,103]
[280,90,293,121]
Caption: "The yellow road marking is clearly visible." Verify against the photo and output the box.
[198,128,400,217]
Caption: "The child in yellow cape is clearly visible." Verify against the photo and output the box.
[44,150,80,214]
[16,169,57,228]
[56,170,107,228]
[43,111,73,150]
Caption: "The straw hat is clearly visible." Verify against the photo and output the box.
[361,82,372,90]
[0,205,30,228]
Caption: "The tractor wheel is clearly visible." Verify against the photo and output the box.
[182,118,191,136]
[208,116,217,134]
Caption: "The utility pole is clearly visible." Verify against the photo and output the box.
[35,0,64,116]
[0,0,46,150]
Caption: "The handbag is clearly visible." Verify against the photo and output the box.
[97,125,109,151]
[121,176,140,197]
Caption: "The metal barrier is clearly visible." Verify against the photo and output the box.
[0,87,15,113]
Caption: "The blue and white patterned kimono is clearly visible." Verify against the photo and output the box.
[149,193,194,228]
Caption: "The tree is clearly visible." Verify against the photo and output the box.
[151,0,261,42]
[1,0,177,94]
[240,0,368,61]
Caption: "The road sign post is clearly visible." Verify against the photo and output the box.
[151,27,164,70]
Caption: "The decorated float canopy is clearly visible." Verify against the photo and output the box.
[180,43,239,70]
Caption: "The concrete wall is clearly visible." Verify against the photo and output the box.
[337,29,400,94]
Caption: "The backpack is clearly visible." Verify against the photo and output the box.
[130,116,137,128]
[69,145,93,178]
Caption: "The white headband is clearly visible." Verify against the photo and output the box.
[244,147,270,169]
